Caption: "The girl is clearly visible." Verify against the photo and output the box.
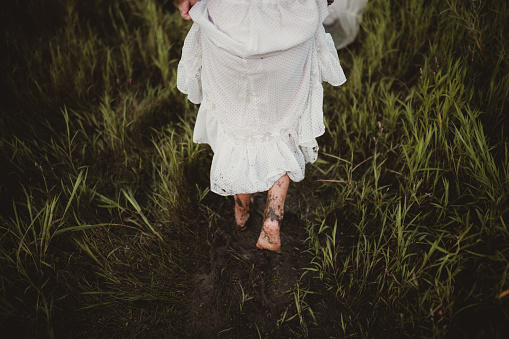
[176,0,346,251]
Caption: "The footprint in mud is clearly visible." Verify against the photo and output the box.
[187,192,313,337]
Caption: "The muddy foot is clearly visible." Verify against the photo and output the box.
[235,196,253,230]
[256,221,281,251]
[234,209,250,230]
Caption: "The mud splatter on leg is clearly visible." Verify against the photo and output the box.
[257,174,290,251]
[234,193,252,230]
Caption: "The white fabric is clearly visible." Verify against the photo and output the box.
[177,0,346,196]
[324,0,368,49]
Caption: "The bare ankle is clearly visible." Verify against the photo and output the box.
[256,219,281,251]
[234,194,252,230]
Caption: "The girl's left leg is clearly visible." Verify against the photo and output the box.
[234,193,252,230]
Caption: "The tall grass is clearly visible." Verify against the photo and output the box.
[306,0,509,337]
[1,0,206,336]
[1,0,508,337]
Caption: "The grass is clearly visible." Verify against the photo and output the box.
[1,0,508,337]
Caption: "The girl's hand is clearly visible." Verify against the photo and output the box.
[175,0,200,21]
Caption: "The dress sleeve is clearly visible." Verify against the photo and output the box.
[177,23,203,104]
[314,25,346,86]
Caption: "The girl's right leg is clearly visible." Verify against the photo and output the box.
[256,174,290,251]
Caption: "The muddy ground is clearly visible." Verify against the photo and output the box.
[185,187,334,338]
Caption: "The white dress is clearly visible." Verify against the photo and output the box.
[177,0,346,196]
[324,0,368,49]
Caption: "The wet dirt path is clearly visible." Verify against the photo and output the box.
[186,190,315,337]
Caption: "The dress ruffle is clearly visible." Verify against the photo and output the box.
[176,24,202,104]
[177,0,346,196]
[195,107,308,194]
[315,25,347,86]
